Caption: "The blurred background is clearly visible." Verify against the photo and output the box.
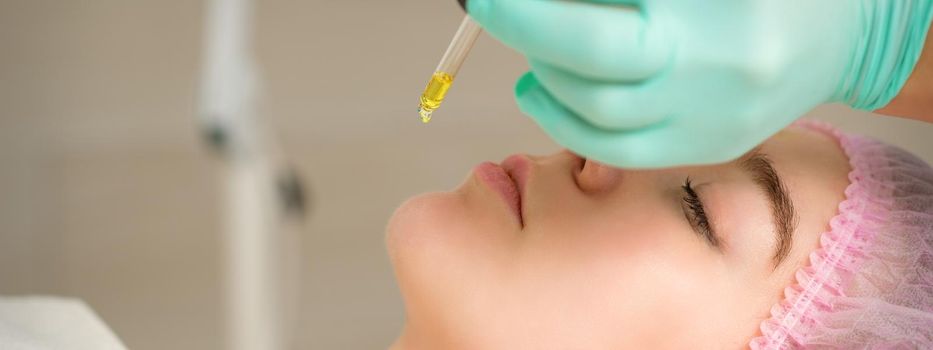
[0,1,930,349]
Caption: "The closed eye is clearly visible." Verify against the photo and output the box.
[681,178,720,249]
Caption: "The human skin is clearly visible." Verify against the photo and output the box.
[878,24,933,122]
[386,125,851,349]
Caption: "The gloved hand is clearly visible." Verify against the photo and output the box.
[465,0,933,168]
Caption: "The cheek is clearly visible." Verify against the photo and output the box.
[591,235,738,346]
[529,198,731,343]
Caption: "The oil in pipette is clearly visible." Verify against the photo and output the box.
[416,16,482,124]
[418,72,454,123]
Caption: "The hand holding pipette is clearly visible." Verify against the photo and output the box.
[460,0,933,168]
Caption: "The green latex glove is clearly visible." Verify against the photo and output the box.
[466,0,933,168]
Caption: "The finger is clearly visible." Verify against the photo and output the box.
[514,73,752,168]
[462,0,644,11]
[528,59,670,130]
[468,0,673,82]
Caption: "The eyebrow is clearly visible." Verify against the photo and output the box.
[738,148,798,267]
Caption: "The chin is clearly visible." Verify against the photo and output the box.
[385,191,464,262]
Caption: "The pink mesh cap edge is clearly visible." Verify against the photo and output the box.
[749,120,933,349]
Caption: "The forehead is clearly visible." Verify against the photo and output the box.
[759,126,849,184]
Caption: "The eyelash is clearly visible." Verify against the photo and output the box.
[682,178,720,248]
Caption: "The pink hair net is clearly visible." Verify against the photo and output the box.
[749,120,933,349]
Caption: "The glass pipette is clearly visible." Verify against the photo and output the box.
[418,15,483,123]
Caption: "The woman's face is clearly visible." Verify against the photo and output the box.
[387,126,850,349]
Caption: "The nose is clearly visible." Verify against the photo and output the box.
[576,158,623,193]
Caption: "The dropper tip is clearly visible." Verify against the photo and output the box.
[418,108,433,124]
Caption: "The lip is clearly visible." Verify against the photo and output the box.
[500,154,531,197]
[473,161,523,225]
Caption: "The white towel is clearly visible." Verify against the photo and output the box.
[0,296,126,350]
